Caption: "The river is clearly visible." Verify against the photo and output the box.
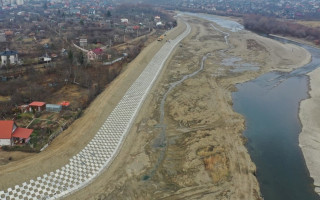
[232,33,320,200]
[188,12,320,200]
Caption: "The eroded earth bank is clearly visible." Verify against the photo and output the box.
[70,15,310,200]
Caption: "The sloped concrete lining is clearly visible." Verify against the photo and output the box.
[0,20,191,200]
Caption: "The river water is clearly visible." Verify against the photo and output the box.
[232,39,320,200]
[188,13,320,200]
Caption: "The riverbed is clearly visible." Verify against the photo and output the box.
[190,12,320,200]
[232,37,320,200]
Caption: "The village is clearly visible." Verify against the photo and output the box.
[0,0,176,153]
[162,0,320,19]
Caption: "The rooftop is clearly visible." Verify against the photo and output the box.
[12,128,33,139]
[92,48,103,55]
[29,101,46,107]
[0,50,18,56]
[59,101,70,106]
[0,121,14,139]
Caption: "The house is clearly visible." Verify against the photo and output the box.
[70,8,80,15]
[87,50,96,61]
[0,33,6,42]
[87,48,103,61]
[18,105,30,113]
[58,22,66,28]
[43,43,49,49]
[59,101,70,107]
[93,48,103,59]
[29,101,46,112]
[17,11,25,16]
[29,32,35,37]
[0,121,33,146]
[114,34,120,42]
[121,18,128,24]
[39,53,52,62]
[89,8,95,15]
[156,21,162,25]
[46,104,62,112]
[61,48,67,56]
[0,49,18,66]
[4,30,13,36]
[79,38,87,47]
[154,16,161,21]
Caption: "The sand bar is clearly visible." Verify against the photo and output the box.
[299,67,320,195]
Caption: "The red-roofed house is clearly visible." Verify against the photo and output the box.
[87,48,104,61]
[0,121,33,146]
[4,30,13,36]
[59,101,70,107]
[29,101,46,112]
[92,48,103,55]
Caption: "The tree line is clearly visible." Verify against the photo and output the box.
[243,15,320,45]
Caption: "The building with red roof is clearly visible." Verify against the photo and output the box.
[59,101,70,107]
[92,48,103,55]
[87,48,104,61]
[29,101,46,112]
[0,121,33,146]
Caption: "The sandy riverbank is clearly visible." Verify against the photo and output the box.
[299,67,320,195]
[68,15,310,200]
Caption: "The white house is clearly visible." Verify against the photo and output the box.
[121,18,129,23]
[80,38,88,47]
[89,8,95,15]
[39,53,52,62]
[156,21,163,26]
[0,48,18,66]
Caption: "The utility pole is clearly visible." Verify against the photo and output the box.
[123,29,125,42]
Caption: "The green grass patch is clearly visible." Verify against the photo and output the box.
[18,112,33,120]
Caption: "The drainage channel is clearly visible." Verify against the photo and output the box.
[144,53,211,180]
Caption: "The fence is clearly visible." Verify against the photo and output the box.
[103,57,125,66]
